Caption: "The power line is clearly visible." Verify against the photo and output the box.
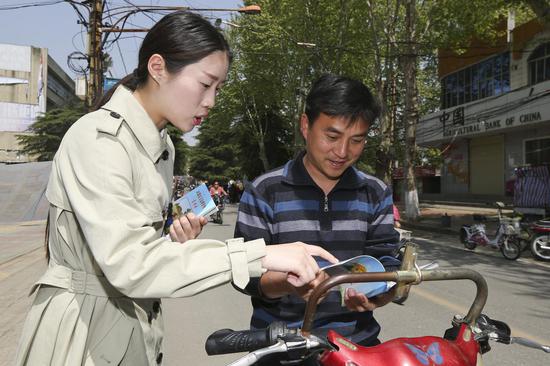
[0,1,65,10]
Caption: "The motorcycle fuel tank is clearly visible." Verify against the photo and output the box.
[320,324,479,366]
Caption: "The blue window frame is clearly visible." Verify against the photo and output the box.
[441,52,510,109]
[528,42,550,85]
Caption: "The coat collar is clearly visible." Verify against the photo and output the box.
[103,85,168,163]
[282,150,371,191]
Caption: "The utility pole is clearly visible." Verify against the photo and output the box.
[86,0,104,108]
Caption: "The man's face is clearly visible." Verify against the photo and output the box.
[301,113,369,184]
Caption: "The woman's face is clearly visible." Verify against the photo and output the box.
[156,51,229,132]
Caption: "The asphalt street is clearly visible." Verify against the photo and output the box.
[1,205,549,365]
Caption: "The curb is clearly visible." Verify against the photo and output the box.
[401,221,459,236]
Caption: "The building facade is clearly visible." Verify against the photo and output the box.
[0,43,75,163]
[418,19,550,202]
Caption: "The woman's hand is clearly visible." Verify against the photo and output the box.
[262,242,338,287]
[291,270,330,302]
[259,270,330,301]
[169,213,207,242]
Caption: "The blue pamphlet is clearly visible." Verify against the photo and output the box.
[320,255,395,300]
[173,184,218,217]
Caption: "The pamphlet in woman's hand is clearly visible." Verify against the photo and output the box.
[319,255,395,299]
[172,184,218,217]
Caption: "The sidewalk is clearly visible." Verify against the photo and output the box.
[0,220,46,263]
[398,202,505,235]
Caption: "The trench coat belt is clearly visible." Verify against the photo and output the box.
[32,264,125,297]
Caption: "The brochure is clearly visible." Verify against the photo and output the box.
[172,183,218,218]
[319,255,395,299]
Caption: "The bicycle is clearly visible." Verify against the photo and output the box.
[459,202,522,260]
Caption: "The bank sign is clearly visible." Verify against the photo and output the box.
[417,82,550,144]
[440,108,544,138]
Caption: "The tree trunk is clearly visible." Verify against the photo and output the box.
[258,138,270,172]
[374,99,393,185]
[402,0,421,221]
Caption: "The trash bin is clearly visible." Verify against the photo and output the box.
[441,213,451,228]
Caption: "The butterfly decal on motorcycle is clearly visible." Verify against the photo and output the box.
[404,342,443,365]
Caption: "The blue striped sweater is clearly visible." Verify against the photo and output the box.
[234,151,399,344]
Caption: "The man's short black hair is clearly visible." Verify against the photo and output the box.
[304,74,381,126]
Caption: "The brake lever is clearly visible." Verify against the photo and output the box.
[474,316,550,354]
[227,340,287,366]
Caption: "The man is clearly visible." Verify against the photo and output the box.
[235,74,399,364]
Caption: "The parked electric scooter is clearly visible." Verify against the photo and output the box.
[529,218,550,261]
[459,202,522,260]
[206,243,549,365]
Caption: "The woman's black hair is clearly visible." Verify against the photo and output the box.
[304,74,381,126]
[94,11,231,109]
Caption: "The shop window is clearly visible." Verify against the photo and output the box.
[525,137,550,165]
[528,42,550,85]
[441,52,510,109]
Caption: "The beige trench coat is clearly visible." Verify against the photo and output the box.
[15,86,266,366]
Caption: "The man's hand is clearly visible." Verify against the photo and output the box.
[343,287,396,312]
[169,212,208,242]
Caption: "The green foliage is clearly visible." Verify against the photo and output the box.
[17,103,86,161]
[187,95,242,181]
[166,125,190,176]
[416,147,444,167]
[189,0,538,182]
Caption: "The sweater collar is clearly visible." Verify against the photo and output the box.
[282,150,369,190]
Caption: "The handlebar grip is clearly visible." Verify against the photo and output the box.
[205,322,287,355]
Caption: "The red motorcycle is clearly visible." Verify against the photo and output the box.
[206,244,549,365]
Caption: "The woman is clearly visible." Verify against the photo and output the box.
[16,11,336,365]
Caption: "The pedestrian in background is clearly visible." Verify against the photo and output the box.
[15,11,336,366]
[393,204,402,228]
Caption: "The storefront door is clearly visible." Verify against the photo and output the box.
[470,135,505,195]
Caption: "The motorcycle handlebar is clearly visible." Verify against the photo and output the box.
[302,268,488,335]
[205,321,288,355]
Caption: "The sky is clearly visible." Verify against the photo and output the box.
[0,0,244,144]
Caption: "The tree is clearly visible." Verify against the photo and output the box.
[187,93,243,181]
[17,103,86,161]
[520,0,550,26]
[17,102,189,172]
[400,0,421,220]
[195,0,535,192]
[166,125,190,176]
[361,0,404,185]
